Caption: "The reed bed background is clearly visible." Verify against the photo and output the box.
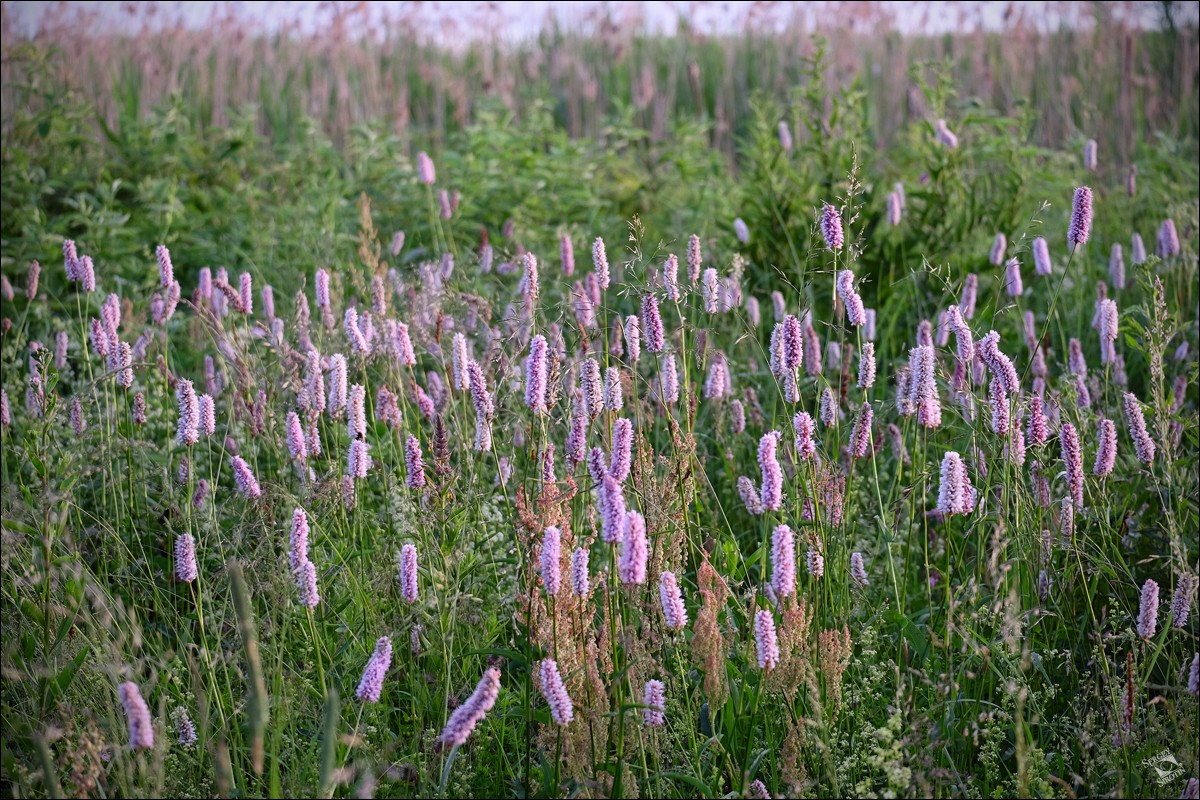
[1,2,1199,799]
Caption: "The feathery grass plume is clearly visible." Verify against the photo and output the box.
[642,679,666,728]
[289,508,310,571]
[758,432,784,511]
[850,552,869,587]
[820,203,845,251]
[733,217,750,244]
[979,331,1020,393]
[609,417,633,483]
[540,527,562,596]
[1138,579,1160,639]
[570,548,589,597]
[416,151,435,184]
[836,270,866,326]
[937,451,974,516]
[989,377,1010,435]
[1098,298,1119,365]
[176,378,200,445]
[934,117,958,147]
[228,562,268,771]
[601,475,628,543]
[1004,257,1023,296]
[887,191,902,225]
[118,682,155,750]
[659,571,688,630]
[1157,219,1181,258]
[961,273,979,319]
[1068,186,1093,246]
[1094,418,1117,477]
[854,342,877,390]
[755,610,780,670]
[1131,232,1147,264]
[175,534,198,582]
[1032,237,1052,276]
[770,525,796,597]
[525,335,549,414]
[990,233,1008,266]
[346,439,371,479]
[663,253,680,301]
[538,659,574,725]
[230,455,262,498]
[1061,422,1085,508]
[619,510,648,584]
[806,546,825,578]
[357,637,393,703]
[440,667,502,747]
[405,434,427,489]
[1122,391,1156,465]
[1171,575,1196,628]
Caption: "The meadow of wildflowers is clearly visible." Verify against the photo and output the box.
[1,18,1199,800]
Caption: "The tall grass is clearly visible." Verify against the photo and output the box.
[1,14,1199,800]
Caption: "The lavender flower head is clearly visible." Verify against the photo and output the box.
[771,525,796,598]
[990,233,1007,266]
[289,508,310,571]
[734,217,750,244]
[1032,237,1052,276]
[619,510,648,584]
[416,151,436,184]
[1068,186,1093,246]
[231,456,262,498]
[439,668,502,747]
[755,610,779,670]
[1004,258,1023,297]
[1061,422,1084,508]
[176,378,200,446]
[836,270,866,326]
[525,335,549,414]
[851,552,869,587]
[399,544,419,603]
[356,637,393,703]
[118,682,155,750]
[758,432,784,511]
[1157,219,1181,258]
[541,527,562,596]
[1123,392,1155,465]
[820,204,844,251]
[538,659,574,725]
[659,571,688,630]
[570,547,590,596]
[937,451,974,516]
[175,534,198,582]
[687,234,702,284]
[405,435,427,488]
[643,679,666,727]
[1137,579,1159,639]
[641,294,665,353]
